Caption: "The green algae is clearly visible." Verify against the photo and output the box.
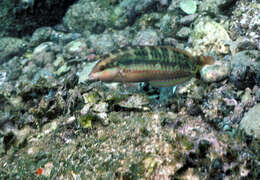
[78,114,97,129]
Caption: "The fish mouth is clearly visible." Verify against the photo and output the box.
[88,72,97,80]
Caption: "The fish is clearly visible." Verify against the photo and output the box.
[88,46,214,87]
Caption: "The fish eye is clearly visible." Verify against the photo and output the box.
[99,65,105,71]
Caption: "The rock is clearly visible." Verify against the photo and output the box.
[199,0,236,15]
[30,27,53,47]
[51,32,82,45]
[55,64,71,76]
[117,94,150,110]
[176,27,192,39]
[227,37,258,56]
[112,29,132,48]
[132,29,162,46]
[229,1,260,50]
[0,37,27,64]
[93,102,109,113]
[200,60,231,83]
[78,61,98,84]
[240,104,260,139]
[159,0,168,6]
[63,39,88,60]
[32,42,61,67]
[230,50,260,89]
[14,126,32,148]
[88,34,115,54]
[189,17,231,55]
[63,0,111,34]
[179,14,198,25]
[180,0,197,15]
[110,0,158,29]
[241,88,252,105]
[156,14,178,37]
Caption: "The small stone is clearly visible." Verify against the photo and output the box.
[176,27,192,39]
[230,50,260,89]
[32,42,61,66]
[118,94,150,109]
[200,60,231,83]
[240,104,260,139]
[78,61,98,83]
[55,64,71,76]
[42,162,54,177]
[179,14,198,25]
[30,27,53,47]
[159,0,168,6]
[63,38,88,60]
[241,88,252,105]
[132,29,162,46]
[223,124,231,131]
[93,102,109,113]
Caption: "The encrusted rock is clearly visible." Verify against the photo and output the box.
[201,60,231,83]
[30,27,53,47]
[88,33,115,54]
[63,0,111,34]
[132,29,162,46]
[240,103,260,139]
[63,38,88,60]
[190,17,231,55]
[176,27,192,39]
[0,37,27,64]
[230,50,260,89]
[32,42,61,66]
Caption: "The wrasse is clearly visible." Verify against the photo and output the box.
[88,46,214,87]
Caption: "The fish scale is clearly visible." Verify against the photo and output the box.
[89,46,215,87]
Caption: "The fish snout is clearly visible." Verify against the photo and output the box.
[88,72,98,80]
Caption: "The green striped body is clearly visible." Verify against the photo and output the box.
[88,46,214,87]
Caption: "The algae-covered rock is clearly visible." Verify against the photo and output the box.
[229,1,260,50]
[30,27,53,47]
[78,114,95,129]
[112,29,132,48]
[78,61,98,84]
[180,0,197,15]
[132,29,162,46]
[190,17,231,55]
[230,50,260,89]
[201,60,231,83]
[63,38,88,60]
[199,0,236,15]
[88,33,115,54]
[63,0,111,34]
[176,27,192,39]
[240,104,260,139]
[110,0,158,29]
[117,94,150,110]
[55,64,71,76]
[32,42,61,67]
[0,37,27,64]
[179,14,198,25]
[156,13,178,37]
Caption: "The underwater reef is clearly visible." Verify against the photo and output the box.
[0,0,259,179]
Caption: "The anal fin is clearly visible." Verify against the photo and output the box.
[149,77,191,88]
